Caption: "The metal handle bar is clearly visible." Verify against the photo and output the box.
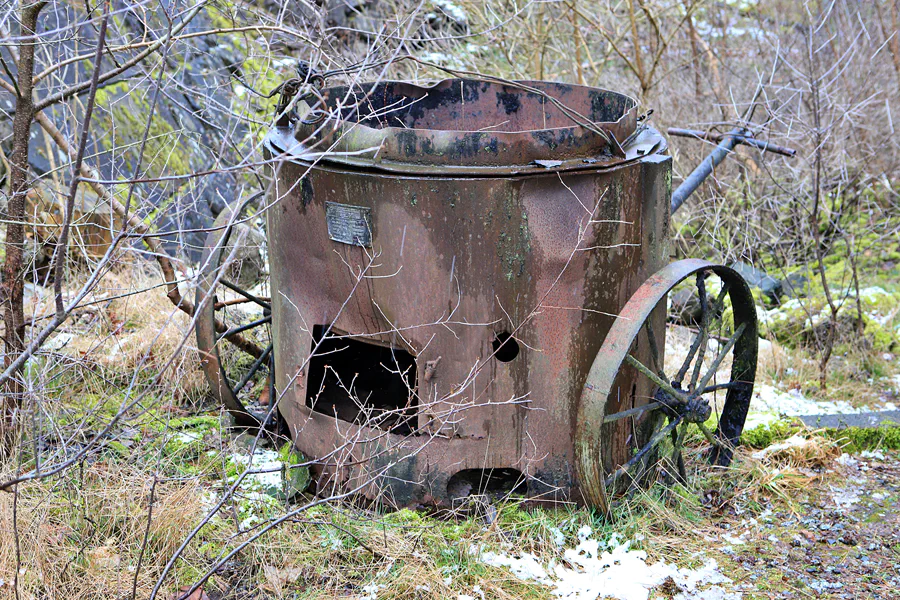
[669,127,796,214]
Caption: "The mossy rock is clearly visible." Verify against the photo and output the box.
[278,442,311,499]
[741,419,900,453]
[759,287,898,351]
[826,425,900,453]
[741,419,804,448]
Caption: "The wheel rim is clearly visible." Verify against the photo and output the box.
[195,194,273,427]
[576,259,758,511]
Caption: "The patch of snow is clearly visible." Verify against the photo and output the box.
[857,286,889,300]
[745,383,897,431]
[199,489,219,512]
[228,449,283,491]
[433,0,468,24]
[742,412,781,430]
[721,533,746,546]
[835,453,858,468]
[359,583,383,600]
[809,580,843,592]
[478,534,738,600]
[829,486,861,507]
[860,450,886,460]
[549,526,566,547]
[750,434,810,460]
[753,384,857,416]
[891,375,900,393]
[173,431,203,444]
[44,332,75,351]
[226,448,287,528]
[480,550,548,581]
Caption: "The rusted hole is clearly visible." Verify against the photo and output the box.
[305,325,417,435]
[447,468,526,500]
[492,331,520,362]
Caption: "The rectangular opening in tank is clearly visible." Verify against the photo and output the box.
[305,325,417,435]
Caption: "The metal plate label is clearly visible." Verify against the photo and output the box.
[325,202,372,247]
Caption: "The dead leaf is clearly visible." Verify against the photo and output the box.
[262,564,304,593]
[86,545,120,570]
[168,586,210,600]
[799,529,817,542]
[257,384,270,406]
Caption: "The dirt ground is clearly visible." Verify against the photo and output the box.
[704,449,900,599]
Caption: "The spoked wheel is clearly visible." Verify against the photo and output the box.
[576,259,758,512]
[195,194,274,427]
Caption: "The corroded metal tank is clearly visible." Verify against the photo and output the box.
[264,78,671,507]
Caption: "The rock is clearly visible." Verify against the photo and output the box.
[669,287,702,325]
[427,0,470,34]
[232,431,269,451]
[220,221,268,290]
[781,272,810,299]
[759,285,899,352]
[730,261,781,304]
[278,443,311,499]
[26,179,118,265]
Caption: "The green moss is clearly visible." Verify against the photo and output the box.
[826,425,900,453]
[381,508,426,526]
[168,414,222,431]
[161,429,208,461]
[104,440,130,457]
[94,81,192,177]
[740,419,900,453]
[741,420,802,448]
[278,442,311,498]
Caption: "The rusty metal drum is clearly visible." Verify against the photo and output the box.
[197,77,758,510]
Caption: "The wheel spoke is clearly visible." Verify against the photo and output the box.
[215,296,271,311]
[670,421,688,483]
[606,417,681,488]
[674,274,711,387]
[221,279,271,310]
[715,281,730,311]
[692,322,747,397]
[624,354,687,404]
[689,273,710,392]
[603,401,662,424]
[697,421,726,450]
[644,319,665,379]
[697,382,735,395]
[675,328,703,386]
[217,315,272,341]
[232,343,274,397]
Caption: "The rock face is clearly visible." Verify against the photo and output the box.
[0,2,376,267]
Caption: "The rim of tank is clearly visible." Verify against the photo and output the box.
[264,78,667,175]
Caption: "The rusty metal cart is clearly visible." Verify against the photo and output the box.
[196,74,782,511]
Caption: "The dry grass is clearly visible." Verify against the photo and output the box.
[0,462,206,600]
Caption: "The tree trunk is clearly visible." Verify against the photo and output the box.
[1,2,44,451]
